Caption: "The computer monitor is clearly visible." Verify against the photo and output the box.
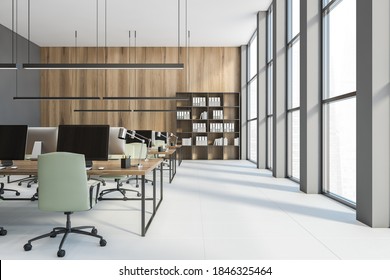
[26,127,58,156]
[154,131,169,144]
[126,130,153,146]
[108,127,125,159]
[0,125,28,166]
[57,125,110,168]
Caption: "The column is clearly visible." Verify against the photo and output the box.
[272,0,287,177]
[240,45,247,160]
[257,11,267,169]
[356,0,390,227]
[299,0,321,193]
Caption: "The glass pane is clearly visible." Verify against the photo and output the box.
[323,0,332,8]
[267,63,273,114]
[249,34,258,79]
[288,40,300,109]
[323,0,356,99]
[248,120,257,162]
[267,5,273,62]
[288,0,300,40]
[267,116,273,169]
[248,78,257,120]
[323,98,356,203]
[288,110,300,180]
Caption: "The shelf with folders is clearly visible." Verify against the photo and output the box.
[175,92,240,160]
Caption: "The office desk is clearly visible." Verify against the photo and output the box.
[148,148,177,183]
[0,158,163,236]
[169,145,183,166]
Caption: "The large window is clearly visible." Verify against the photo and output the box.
[266,4,273,169]
[322,0,356,205]
[247,31,258,163]
[287,0,300,180]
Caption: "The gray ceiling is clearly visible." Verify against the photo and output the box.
[0,0,272,47]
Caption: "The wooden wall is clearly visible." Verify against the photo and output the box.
[40,47,240,131]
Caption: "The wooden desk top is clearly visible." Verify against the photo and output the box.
[148,148,176,156]
[0,158,162,177]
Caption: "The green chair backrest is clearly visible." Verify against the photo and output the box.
[153,140,166,148]
[125,143,147,159]
[38,152,90,212]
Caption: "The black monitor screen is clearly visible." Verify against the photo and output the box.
[0,125,28,165]
[126,130,152,144]
[57,125,110,163]
[154,131,168,142]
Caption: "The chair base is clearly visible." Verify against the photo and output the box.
[89,176,106,186]
[125,175,153,188]
[17,176,38,188]
[0,227,7,236]
[23,212,106,258]
[98,179,141,201]
[0,182,21,197]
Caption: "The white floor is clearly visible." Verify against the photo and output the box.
[1,160,390,260]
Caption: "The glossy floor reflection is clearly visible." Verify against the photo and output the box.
[1,160,389,260]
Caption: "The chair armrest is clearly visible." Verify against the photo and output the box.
[89,182,101,207]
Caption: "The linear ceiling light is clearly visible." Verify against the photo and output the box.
[22,63,184,70]
[102,97,189,100]
[13,96,100,100]
[74,109,177,113]
[0,63,18,69]
[23,0,184,70]
[0,0,17,70]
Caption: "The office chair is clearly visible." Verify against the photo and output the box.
[0,227,7,236]
[152,140,170,169]
[23,152,107,258]
[153,140,166,150]
[17,176,38,188]
[98,143,147,200]
[123,142,154,187]
[0,182,21,198]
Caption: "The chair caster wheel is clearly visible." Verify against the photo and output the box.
[18,182,22,186]
[15,192,20,196]
[24,243,32,251]
[50,232,57,238]
[100,239,107,247]
[57,249,66,257]
[91,228,98,235]
[137,193,142,197]
[0,229,7,236]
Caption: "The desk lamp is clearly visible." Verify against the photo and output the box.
[133,131,152,148]
[169,133,179,146]
[118,128,145,168]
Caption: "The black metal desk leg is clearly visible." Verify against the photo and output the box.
[141,175,146,237]
[169,155,172,183]
[160,162,163,201]
[153,168,156,212]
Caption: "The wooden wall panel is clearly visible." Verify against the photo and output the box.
[41,47,240,132]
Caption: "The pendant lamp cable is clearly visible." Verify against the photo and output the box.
[178,0,180,64]
[15,0,18,97]
[186,0,189,92]
[96,0,99,97]
[135,30,137,107]
[127,30,131,98]
[28,0,30,63]
[12,0,15,64]
[128,30,131,111]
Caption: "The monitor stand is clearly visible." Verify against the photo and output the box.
[1,160,14,167]
[85,160,93,169]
